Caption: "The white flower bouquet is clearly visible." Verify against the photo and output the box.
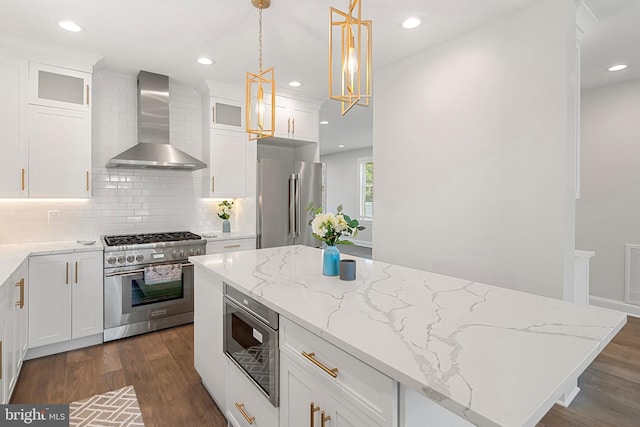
[306,204,365,246]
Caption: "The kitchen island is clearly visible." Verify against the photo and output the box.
[191,245,626,427]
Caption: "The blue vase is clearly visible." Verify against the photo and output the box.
[323,245,340,276]
[222,220,231,233]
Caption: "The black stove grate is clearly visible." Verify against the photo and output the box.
[103,231,202,246]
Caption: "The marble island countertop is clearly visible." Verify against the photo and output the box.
[191,245,626,427]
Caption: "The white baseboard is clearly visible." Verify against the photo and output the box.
[348,239,372,248]
[589,296,640,318]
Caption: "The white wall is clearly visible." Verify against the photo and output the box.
[321,147,373,246]
[0,71,251,243]
[577,78,640,302]
[373,0,577,299]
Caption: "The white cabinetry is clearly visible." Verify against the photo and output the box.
[206,237,256,255]
[0,260,28,404]
[28,106,91,198]
[280,318,397,427]
[194,265,227,410]
[266,96,319,142]
[203,128,247,198]
[226,359,278,427]
[29,63,91,112]
[28,250,103,348]
[0,57,28,198]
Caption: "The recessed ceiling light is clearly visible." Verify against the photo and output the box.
[58,20,82,32]
[338,145,345,148]
[608,64,628,72]
[197,57,214,65]
[402,17,422,30]
[320,120,329,125]
[288,81,302,87]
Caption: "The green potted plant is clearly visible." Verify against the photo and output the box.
[217,199,234,233]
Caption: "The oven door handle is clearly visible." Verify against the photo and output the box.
[105,262,193,277]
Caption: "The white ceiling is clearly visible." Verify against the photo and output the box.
[0,0,637,155]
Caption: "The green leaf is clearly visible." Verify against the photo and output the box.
[343,214,351,223]
[337,204,343,213]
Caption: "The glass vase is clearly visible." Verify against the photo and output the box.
[323,245,340,276]
[222,219,231,233]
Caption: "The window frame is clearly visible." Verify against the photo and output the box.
[358,157,373,220]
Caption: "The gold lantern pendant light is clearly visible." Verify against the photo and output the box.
[329,0,372,115]
[246,0,276,140]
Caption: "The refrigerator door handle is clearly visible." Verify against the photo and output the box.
[295,175,301,237]
[289,174,297,238]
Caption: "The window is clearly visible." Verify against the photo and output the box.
[358,158,373,219]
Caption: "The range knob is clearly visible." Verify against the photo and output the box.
[196,248,202,255]
[173,251,178,259]
[117,256,125,264]
[189,249,195,256]
[107,257,116,265]
[136,254,144,262]
[126,255,135,263]
[179,250,185,257]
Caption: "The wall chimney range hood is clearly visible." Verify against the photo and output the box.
[106,71,206,170]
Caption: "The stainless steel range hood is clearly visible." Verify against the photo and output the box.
[106,71,206,170]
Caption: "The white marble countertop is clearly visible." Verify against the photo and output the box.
[0,240,103,285]
[190,245,626,427]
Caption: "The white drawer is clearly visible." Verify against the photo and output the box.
[206,237,255,255]
[280,317,396,425]
[226,359,278,427]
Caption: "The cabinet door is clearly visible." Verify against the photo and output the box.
[209,129,246,198]
[280,352,324,427]
[211,98,244,131]
[28,105,91,198]
[226,359,279,427]
[206,238,256,255]
[72,252,103,339]
[29,254,72,347]
[29,63,91,112]
[1,280,15,404]
[194,268,226,409]
[290,105,319,142]
[0,284,6,404]
[0,57,28,198]
[10,264,27,397]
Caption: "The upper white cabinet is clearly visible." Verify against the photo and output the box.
[28,105,91,198]
[266,96,319,143]
[203,128,247,198]
[29,63,91,112]
[211,97,244,131]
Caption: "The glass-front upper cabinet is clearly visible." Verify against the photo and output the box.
[29,63,91,112]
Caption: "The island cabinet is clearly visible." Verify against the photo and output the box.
[279,318,397,427]
[226,358,278,427]
[0,259,28,404]
[28,250,103,348]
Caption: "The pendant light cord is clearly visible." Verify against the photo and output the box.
[258,7,263,73]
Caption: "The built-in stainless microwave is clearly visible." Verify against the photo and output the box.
[223,283,279,407]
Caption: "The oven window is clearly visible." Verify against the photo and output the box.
[131,276,184,307]
[228,311,272,395]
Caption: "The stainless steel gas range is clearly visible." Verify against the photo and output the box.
[102,231,206,342]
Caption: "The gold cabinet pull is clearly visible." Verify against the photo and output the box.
[321,411,331,427]
[287,117,291,134]
[15,278,24,309]
[302,351,338,378]
[211,176,215,193]
[75,262,79,284]
[292,118,295,136]
[86,84,90,105]
[310,402,320,427]
[234,402,255,425]
[86,171,89,191]
[212,106,215,123]
[21,168,25,191]
[224,244,241,249]
[66,262,69,284]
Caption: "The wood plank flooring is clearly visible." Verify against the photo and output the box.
[11,317,640,426]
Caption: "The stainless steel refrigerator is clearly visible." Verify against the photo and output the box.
[257,159,323,249]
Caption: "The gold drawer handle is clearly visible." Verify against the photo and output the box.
[321,411,331,427]
[66,262,69,284]
[302,351,338,378]
[21,168,25,191]
[234,402,255,425]
[15,278,25,309]
[310,402,320,427]
[224,244,241,249]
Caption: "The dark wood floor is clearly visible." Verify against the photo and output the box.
[11,317,640,426]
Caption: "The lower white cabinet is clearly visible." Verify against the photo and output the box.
[279,318,397,427]
[0,260,28,404]
[193,265,226,410]
[227,359,279,427]
[28,250,102,347]
[205,237,256,255]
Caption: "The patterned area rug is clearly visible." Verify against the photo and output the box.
[70,385,145,426]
